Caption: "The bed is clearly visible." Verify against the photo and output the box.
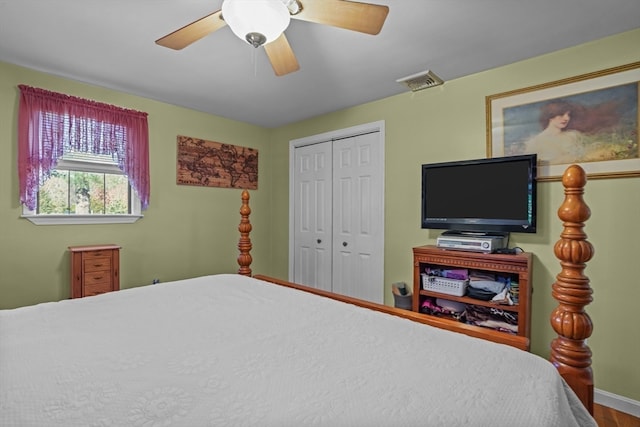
[0,166,596,426]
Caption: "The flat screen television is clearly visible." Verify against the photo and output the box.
[421,154,537,235]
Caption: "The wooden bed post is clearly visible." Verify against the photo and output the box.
[550,164,594,414]
[237,190,253,276]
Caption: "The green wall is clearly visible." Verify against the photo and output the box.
[268,29,640,401]
[0,62,273,308]
[1,28,639,402]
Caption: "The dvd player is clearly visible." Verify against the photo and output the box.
[436,234,506,253]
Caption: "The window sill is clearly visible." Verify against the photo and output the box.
[22,214,143,225]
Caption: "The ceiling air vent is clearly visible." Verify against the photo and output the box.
[396,70,444,92]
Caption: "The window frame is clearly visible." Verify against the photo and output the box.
[22,158,143,225]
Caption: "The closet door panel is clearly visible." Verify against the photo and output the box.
[332,133,383,303]
[293,143,332,292]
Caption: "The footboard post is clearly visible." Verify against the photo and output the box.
[550,164,594,414]
[237,190,253,276]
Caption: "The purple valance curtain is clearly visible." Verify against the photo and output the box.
[18,85,150,211]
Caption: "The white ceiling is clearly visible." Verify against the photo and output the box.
[1,0,638,128]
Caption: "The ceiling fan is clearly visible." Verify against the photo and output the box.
[155,0,389,76]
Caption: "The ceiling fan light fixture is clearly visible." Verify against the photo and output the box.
[222,0,291,48]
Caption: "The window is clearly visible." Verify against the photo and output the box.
[17,85,149,225]
[22,155,142,225]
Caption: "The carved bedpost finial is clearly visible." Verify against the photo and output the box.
[550,164,594,414]
[237,190,253,276]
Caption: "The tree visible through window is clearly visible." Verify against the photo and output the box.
[38,158,130,215]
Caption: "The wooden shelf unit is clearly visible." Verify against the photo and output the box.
[413,245,532,350]
[69,244,121,298]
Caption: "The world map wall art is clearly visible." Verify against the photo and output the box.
[176,135,258,189]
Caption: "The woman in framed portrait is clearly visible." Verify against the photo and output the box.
[522,99,586,165]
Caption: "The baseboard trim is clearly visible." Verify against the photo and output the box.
[595,388,640,418]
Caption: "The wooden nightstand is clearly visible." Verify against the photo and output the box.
[69,244,121,298]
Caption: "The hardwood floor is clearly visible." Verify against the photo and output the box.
[594,403,640,427]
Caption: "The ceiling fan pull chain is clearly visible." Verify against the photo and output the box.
[252,48,258,78]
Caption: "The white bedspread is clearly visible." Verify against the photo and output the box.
[1,274,596,426]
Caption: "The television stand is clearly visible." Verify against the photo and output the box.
[412,245,532,350]
[436,231,507,253]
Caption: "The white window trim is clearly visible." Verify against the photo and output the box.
[22,213,143,226]
[22,159,143,225]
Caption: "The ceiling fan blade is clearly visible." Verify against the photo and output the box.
[264,33,300,76]
[155,10,226,50]
[292,0,389,35]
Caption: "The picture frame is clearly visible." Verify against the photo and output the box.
[176,135,258,189]
[486,61,640,181]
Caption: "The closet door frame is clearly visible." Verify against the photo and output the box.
[288,120,385,299]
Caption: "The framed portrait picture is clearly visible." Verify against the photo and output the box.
[486,61,640,180]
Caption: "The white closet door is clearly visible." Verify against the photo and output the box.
[332,132,383,303]
[292,142,332,292]
[290,121,384,304]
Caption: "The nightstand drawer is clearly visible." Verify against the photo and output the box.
[84,282,113,297]
[84,257,112,273]
[84,271,112,286]
[83,249,114,259]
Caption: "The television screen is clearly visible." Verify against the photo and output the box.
[421,154,537,234]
